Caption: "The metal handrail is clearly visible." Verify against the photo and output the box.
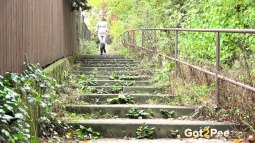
[132,28,255,33]
[121,28,255,104]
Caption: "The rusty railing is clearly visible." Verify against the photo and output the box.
[120,28,255,105]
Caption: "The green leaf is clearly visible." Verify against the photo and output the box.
[14,113,24,119]
[31,136,38,143]
[14,134,24,140]
[35,97,43,102]
[4,104,14,112]
[1,129,10,137]
[42,94,50,99]
[40,102,47,108]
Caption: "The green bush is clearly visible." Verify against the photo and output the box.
[80,40,98,55]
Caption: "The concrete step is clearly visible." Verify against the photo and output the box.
[81,76,150,80]
[80,63,138,68]
[94,80,151,86]
[79,55,127,59]
[76,67,138,72]
[76,61,138,65]
[81,94,174,104]
[77,59,134,62]
[86,86,162,94]
[65,105,195,118]
[72,70,141,76]
[86,138,231,143]
[66,119,235,138]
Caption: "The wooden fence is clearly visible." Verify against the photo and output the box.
[0,0,83,75]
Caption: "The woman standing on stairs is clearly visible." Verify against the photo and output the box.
[93,16,108,55]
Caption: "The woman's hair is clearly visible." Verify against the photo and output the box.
[101,17,106,21]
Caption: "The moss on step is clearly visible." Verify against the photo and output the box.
[44,55,77,83]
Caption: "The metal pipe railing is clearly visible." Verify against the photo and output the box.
[132,28,255,33]
[121,28,255,105]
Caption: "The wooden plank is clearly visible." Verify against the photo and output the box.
[0,0,79,74]
[0,0,4,75]
[3,0,7,74]
[12,0,17,72]
[23,0,28,72]
[17,0,23,73]
[6,0,11,72]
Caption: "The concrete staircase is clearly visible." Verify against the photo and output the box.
[65,55,235,139]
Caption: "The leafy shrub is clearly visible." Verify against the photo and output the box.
[66,125,100,140]
[107,94,134,104]
[136,126,155,139]
[125,107,150,119]
[160,109,174,118]
[0,63,67,142]
[80,40,98,55]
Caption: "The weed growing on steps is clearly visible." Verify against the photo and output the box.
[109,72,141,81]
[66,125,100,140]
[136,126,155,139]
[80,74,97,86]
[107,94,135,104]
[160,109,175,118]
[125,107,151,119]
[114,81,136,86]
[146,96,173,105]
[168,130,180,138]
[110,86,122,94]
[64,112,116,120]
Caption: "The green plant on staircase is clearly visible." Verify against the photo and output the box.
[136,126,155,139]
[80,74,97,86]
[81,86,95,94]
[108,72,119,80]
[107,94,134,104]
[110,86,122,94]
[119,75,140,80]
[169,129,180,138]
[160,109,175,118]
[66,125,100,140]
[115,81,135,86]
[109,72,140,81]
[93,88,106,94]
[125,107,150,119]
[91,68,98,78]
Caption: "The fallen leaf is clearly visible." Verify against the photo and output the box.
[201,96,207,101]
[235,139,243,143]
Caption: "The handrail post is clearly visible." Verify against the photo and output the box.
[175,30,179,76]
[216,32,220,105]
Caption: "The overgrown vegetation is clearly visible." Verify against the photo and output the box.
[107,94,134,104]
[125,107,150,119]
[79,40,98,55]
[169,130,180,138]
[66,125,100,140]
[0,63,100,142]
[136,126,155,139]
[86,0,255,132]
[160,109,174,118]
[0,63,64,142]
